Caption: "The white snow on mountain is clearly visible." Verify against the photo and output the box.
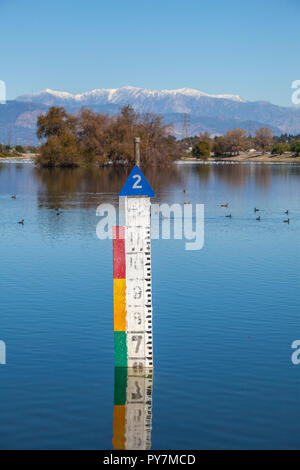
[12,86,300,139]
[16,86,247,108]
[4,86,300,145]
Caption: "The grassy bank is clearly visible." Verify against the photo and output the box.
[181,152,300,163]
[0,152,37,159]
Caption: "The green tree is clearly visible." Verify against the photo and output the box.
[290,140,300,156]
[15,145,25,153]
[192,141,210,159]
[37,106,79,167]
[271,142,290,155]
[36,134,80,167]
[37,107,76,139]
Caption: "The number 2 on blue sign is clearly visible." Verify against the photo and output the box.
[133,174,142,189]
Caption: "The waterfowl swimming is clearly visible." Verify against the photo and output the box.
[221,203,228,207]
[254,208,259,212]
[183,189,186,193]
[256,216,260,221]
[284,218,290,224]
[225,214,232,218]
[11,195,16,199]
[18,219,24,225]
[285,210,289,215]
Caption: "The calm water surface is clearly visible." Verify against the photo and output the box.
[0,161,299,449]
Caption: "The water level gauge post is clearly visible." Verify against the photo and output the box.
[113,145,155,369]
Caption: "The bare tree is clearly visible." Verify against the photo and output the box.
[254,127,273,153]
[198,132,212,145]
[36,105,180,167]
[225,128,250,155]
[213,128,249,156]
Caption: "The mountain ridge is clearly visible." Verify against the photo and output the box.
[16,86,247,105]
[1,86,300,145]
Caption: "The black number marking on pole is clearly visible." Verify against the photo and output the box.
[132,381,143,400]
[132,335,143,353]
[133,286,142,299]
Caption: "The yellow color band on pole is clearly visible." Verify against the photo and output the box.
[112,405,126,450]
[113,278,126,331]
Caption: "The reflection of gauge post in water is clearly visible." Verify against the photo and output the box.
[113,367,153,450]
[113,144,155,368]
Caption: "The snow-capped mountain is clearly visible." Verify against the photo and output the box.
[17,86,247,113]
[1,86,300,145]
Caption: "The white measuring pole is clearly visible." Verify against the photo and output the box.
[121,195,153,368]
[112,139,155,449]
[114,138,155,369]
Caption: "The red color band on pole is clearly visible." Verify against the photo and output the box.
[113,226,126,279]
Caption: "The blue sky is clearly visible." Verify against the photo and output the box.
[1,0,299,105]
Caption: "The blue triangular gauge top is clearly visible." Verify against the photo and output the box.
[119,166,155,197]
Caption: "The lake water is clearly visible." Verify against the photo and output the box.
[0,160,299,449]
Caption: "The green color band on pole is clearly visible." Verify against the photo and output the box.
[114,331,127,367]
[114,367,128,405]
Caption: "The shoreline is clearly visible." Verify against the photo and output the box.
[1,153,300,165]
[180,152,300,163]
[0,153,37,160]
